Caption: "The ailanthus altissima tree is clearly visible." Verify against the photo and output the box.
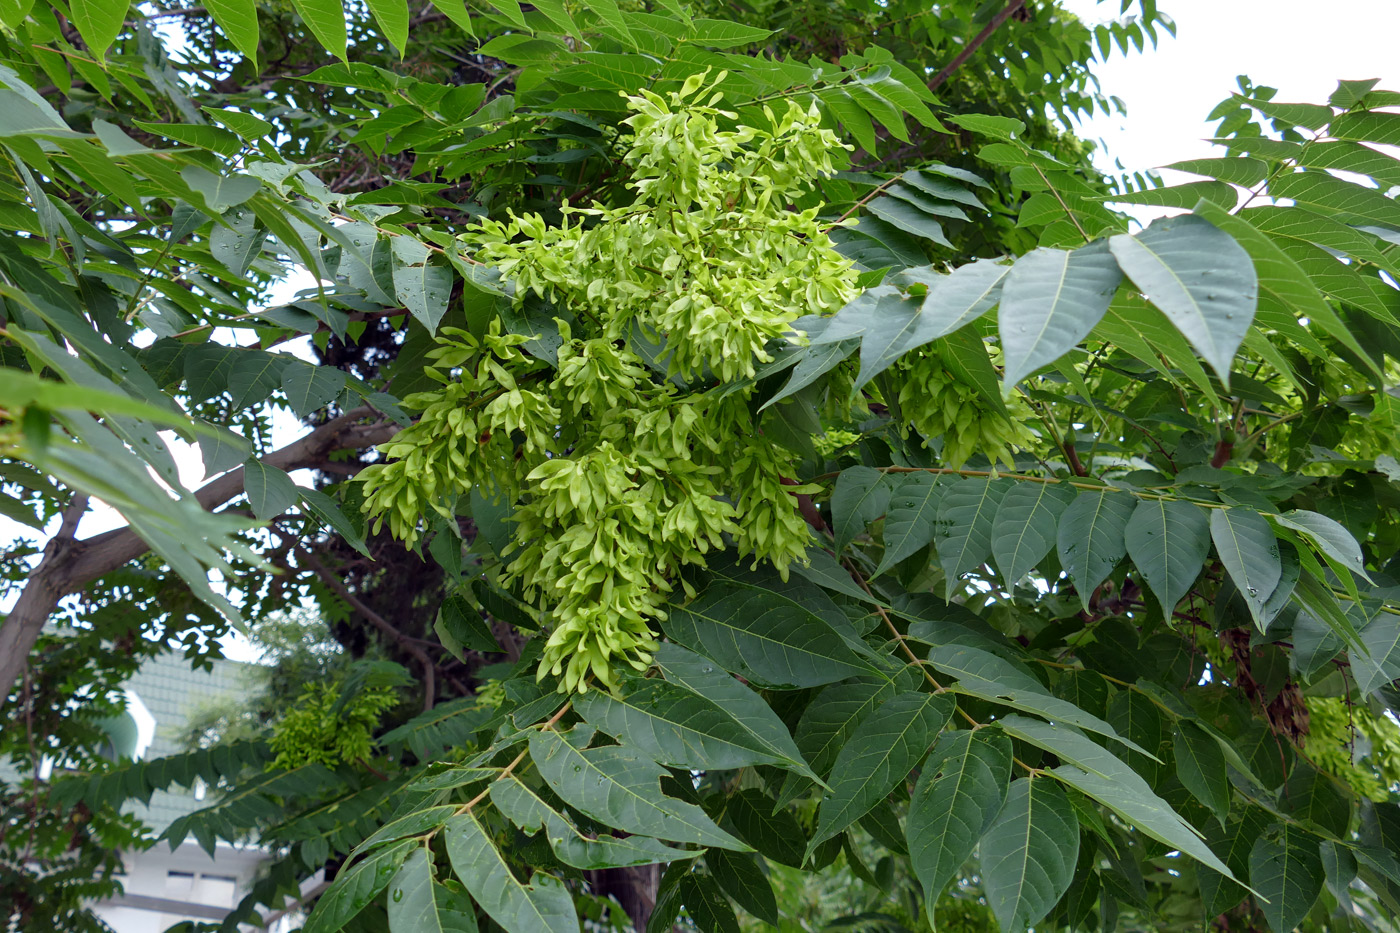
[5,1,1400,932]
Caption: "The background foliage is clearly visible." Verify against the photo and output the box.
[4,1,1400,933]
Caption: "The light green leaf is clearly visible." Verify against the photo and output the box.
[1271,170,1400,229]
[291,0,349,60]
[662,583,882,690]
[1124,498,1210,617]
[1108,214,1257,383]
[490,775,691,870]
[528,730,748,850]
[70,0,128,58]
[304,839,415,933]
[444,812,579,933]
[808,692,954,851]
[832,466,890,552]
[1173,722,1229,827]
[387,848,479,933]
[908,730,1012,916]
[180,166,261,214]
[875,472,947,576]
[1210,508,1283,629]
[979,776,1079,933]
[1057,489,1136,611]
[243,459,298,521]
[999,240,1122,388]
[686,18,773,47]
[575,674,814,775]
[1250,823,1324,933]
[366,0,410,53]
[991,481,1077,583]
[204,0,261,63]
[1351,612,1400,697]
[936,476,1010,596]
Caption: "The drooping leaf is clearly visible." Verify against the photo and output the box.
[908,729,1012,914]
[1210,507,1283,628]
[999,240,1123,388]
[707,850,778,926]
[808,692,954,851]
[1057,489,1137,611]
[290,0,350,60]
[366,0,410,53]
[991,481,1077,583]
[1173,722,1229,827]
[528,730,748,850]
[304,839,416,933]
[1250,823,1324,933]
[875,472,947,576]
[979,776,1079,933]
[205,0,262,63]
[936,477,1011,596]
[444,813,579,933]
[831,466,891,552]
[244,459,299,521]
[1124,499,1211,617]
[69,0,129,59]
[387,848,480,933]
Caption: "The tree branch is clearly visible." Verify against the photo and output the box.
[0,409,398,700]
[928,0,1026,92]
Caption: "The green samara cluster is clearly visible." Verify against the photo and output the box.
[361,74,860,692]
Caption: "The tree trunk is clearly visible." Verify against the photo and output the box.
[589,864,660,931]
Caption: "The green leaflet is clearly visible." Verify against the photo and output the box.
[1210,507,1283,628]
[489,775,692,869]
[661,582,883,689]
[388,848,479,933]
[1250,823,1325,933]
[392,244,454,333]
[831,465,891,552]
[908,729,1011,915]
[708,850,778,925]
[1124,498,1211,617]
[926,645,1145,752]
[875,472,947,577]
[303,839,416,933]
[574,674,815,776]
[979,775,1079,933]
[1172,722,1229,828]
[204,0,261,63]
[808,692,954,852]
[444,813,579,933]
[1108,214,1257,383]
[1200,806,1274,917]
[999,240,1123,388]
[723,788,806,868]
[1056,489,1136,611]
[69,0,128,59]
[991,481,1077,583]
[527,729,748,850]
[243,459,299,521]
[936,476,1011,597]
[290,0,350,60]
[282,362,347,418]
[996,716,1236,880]
[366,0,410,54]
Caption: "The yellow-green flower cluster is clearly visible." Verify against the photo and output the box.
[269,681,397,770]
[894,348,1037,469]
[362,77,859,692]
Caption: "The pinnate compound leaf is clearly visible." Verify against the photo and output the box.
[1125,499,1210,617]
[662,583,881,689]
[1210,508,1282,628]
[1250,823,1324,933]
[979,776,1079,933]
[575,674,813,774]
[1057,489,1136,610]
[875,472,946,576]
[1108,214,1257,383]
[908,730,1012,913]
[388,848,479,933]
[999,240,1122,388]
[991,481,1077,583]
[290,0,349,60]
[243,459,298,521]
[205,0,261,62]
[528,730,748,850]
[444,813,579,933]
[304,839,415,933]
[809,692,954,851]
[832,466,891,552]
[490,775,691,869]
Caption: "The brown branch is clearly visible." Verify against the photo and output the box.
[928,0,1027,92]
[296,547,437,713]
[0,409,397,700]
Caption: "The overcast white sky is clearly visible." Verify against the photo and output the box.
[1063,0,1400,178]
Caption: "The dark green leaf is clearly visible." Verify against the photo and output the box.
[1057,489,1136,611]
[444,813,579,933]
[980,776,1079,933]
[991,482,1077,582]
[1000,241,1123,387]
[1125,499,1211,617]
[1249,823,1324,933]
